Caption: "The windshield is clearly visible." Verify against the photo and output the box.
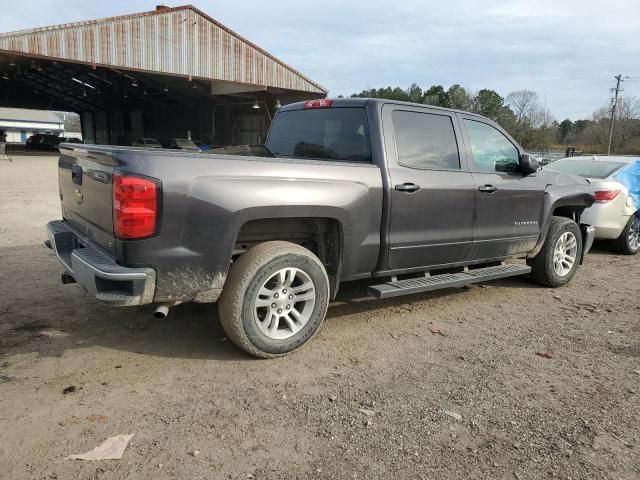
[544,159,625,179]
[266,107,371,162]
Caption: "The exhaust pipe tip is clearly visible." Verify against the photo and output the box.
[153,304,170,319]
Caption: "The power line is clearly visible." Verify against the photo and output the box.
[544,80,613,96]
[544,80,622,120]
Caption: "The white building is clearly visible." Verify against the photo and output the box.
[0,108,64,143]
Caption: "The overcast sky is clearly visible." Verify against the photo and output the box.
[1,0,639,120]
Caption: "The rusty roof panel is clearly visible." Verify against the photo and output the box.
[0,5,326,94]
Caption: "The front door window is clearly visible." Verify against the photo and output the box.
[464,120,519,173]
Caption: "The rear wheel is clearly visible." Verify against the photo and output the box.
[218,241,330,358]
[615,214,640,255]
[528,216,583,287]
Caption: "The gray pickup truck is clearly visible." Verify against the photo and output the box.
[46,98,595,357]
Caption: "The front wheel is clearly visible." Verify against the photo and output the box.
[615,214,640,255]
[528,216,583,287]
[218,241,330,358]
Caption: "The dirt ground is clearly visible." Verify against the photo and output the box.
[0,155,638,480]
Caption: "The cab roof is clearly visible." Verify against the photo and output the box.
[279,97,487,119]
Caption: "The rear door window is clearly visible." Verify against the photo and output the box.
[267,108,371,162]
[392,110,460,170]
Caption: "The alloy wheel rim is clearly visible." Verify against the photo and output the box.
[553,231,578,277]
[628,215,640,251]
[253,267,316,340]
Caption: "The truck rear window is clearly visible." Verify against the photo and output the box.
[266,108,371,163]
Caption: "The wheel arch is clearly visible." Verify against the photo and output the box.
[529,188,594,258]
[233,216,344,299]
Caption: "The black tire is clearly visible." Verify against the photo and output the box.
[527,216,583,288]
[218,241,330,358]
[615,214,640,255]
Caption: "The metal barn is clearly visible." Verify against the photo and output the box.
[0,5,327,147]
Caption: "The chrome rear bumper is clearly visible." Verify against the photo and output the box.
[46,220,156,306]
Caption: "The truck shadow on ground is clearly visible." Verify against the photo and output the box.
[0,245,481,361]
[0,241,623,362]
[2,280,471,362]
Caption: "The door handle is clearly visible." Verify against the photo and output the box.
[395,183,421,193]
[478,184,498,194]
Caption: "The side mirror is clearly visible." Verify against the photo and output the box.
[520,153,539,175]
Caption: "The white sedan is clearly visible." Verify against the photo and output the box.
[544,155,640,255]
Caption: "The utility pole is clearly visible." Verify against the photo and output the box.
[542,95,547,154]
[607,74,624,155]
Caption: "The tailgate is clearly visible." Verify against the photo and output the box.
[58,145,117,254]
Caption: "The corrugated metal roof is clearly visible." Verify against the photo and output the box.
[0,5,327,94]
[0,107,63,123]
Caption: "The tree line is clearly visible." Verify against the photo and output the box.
[349,84,640,154]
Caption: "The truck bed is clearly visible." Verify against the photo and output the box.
[57,143,384,304]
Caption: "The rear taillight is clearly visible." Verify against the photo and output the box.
[113,173,158,239]
[304,99,332,109]
[594,189,620,203]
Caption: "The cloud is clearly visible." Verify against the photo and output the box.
[1,0,638,119]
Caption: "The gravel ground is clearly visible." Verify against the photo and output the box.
[0,155,638,480]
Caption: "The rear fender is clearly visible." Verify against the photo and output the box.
[183,174,382,289]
